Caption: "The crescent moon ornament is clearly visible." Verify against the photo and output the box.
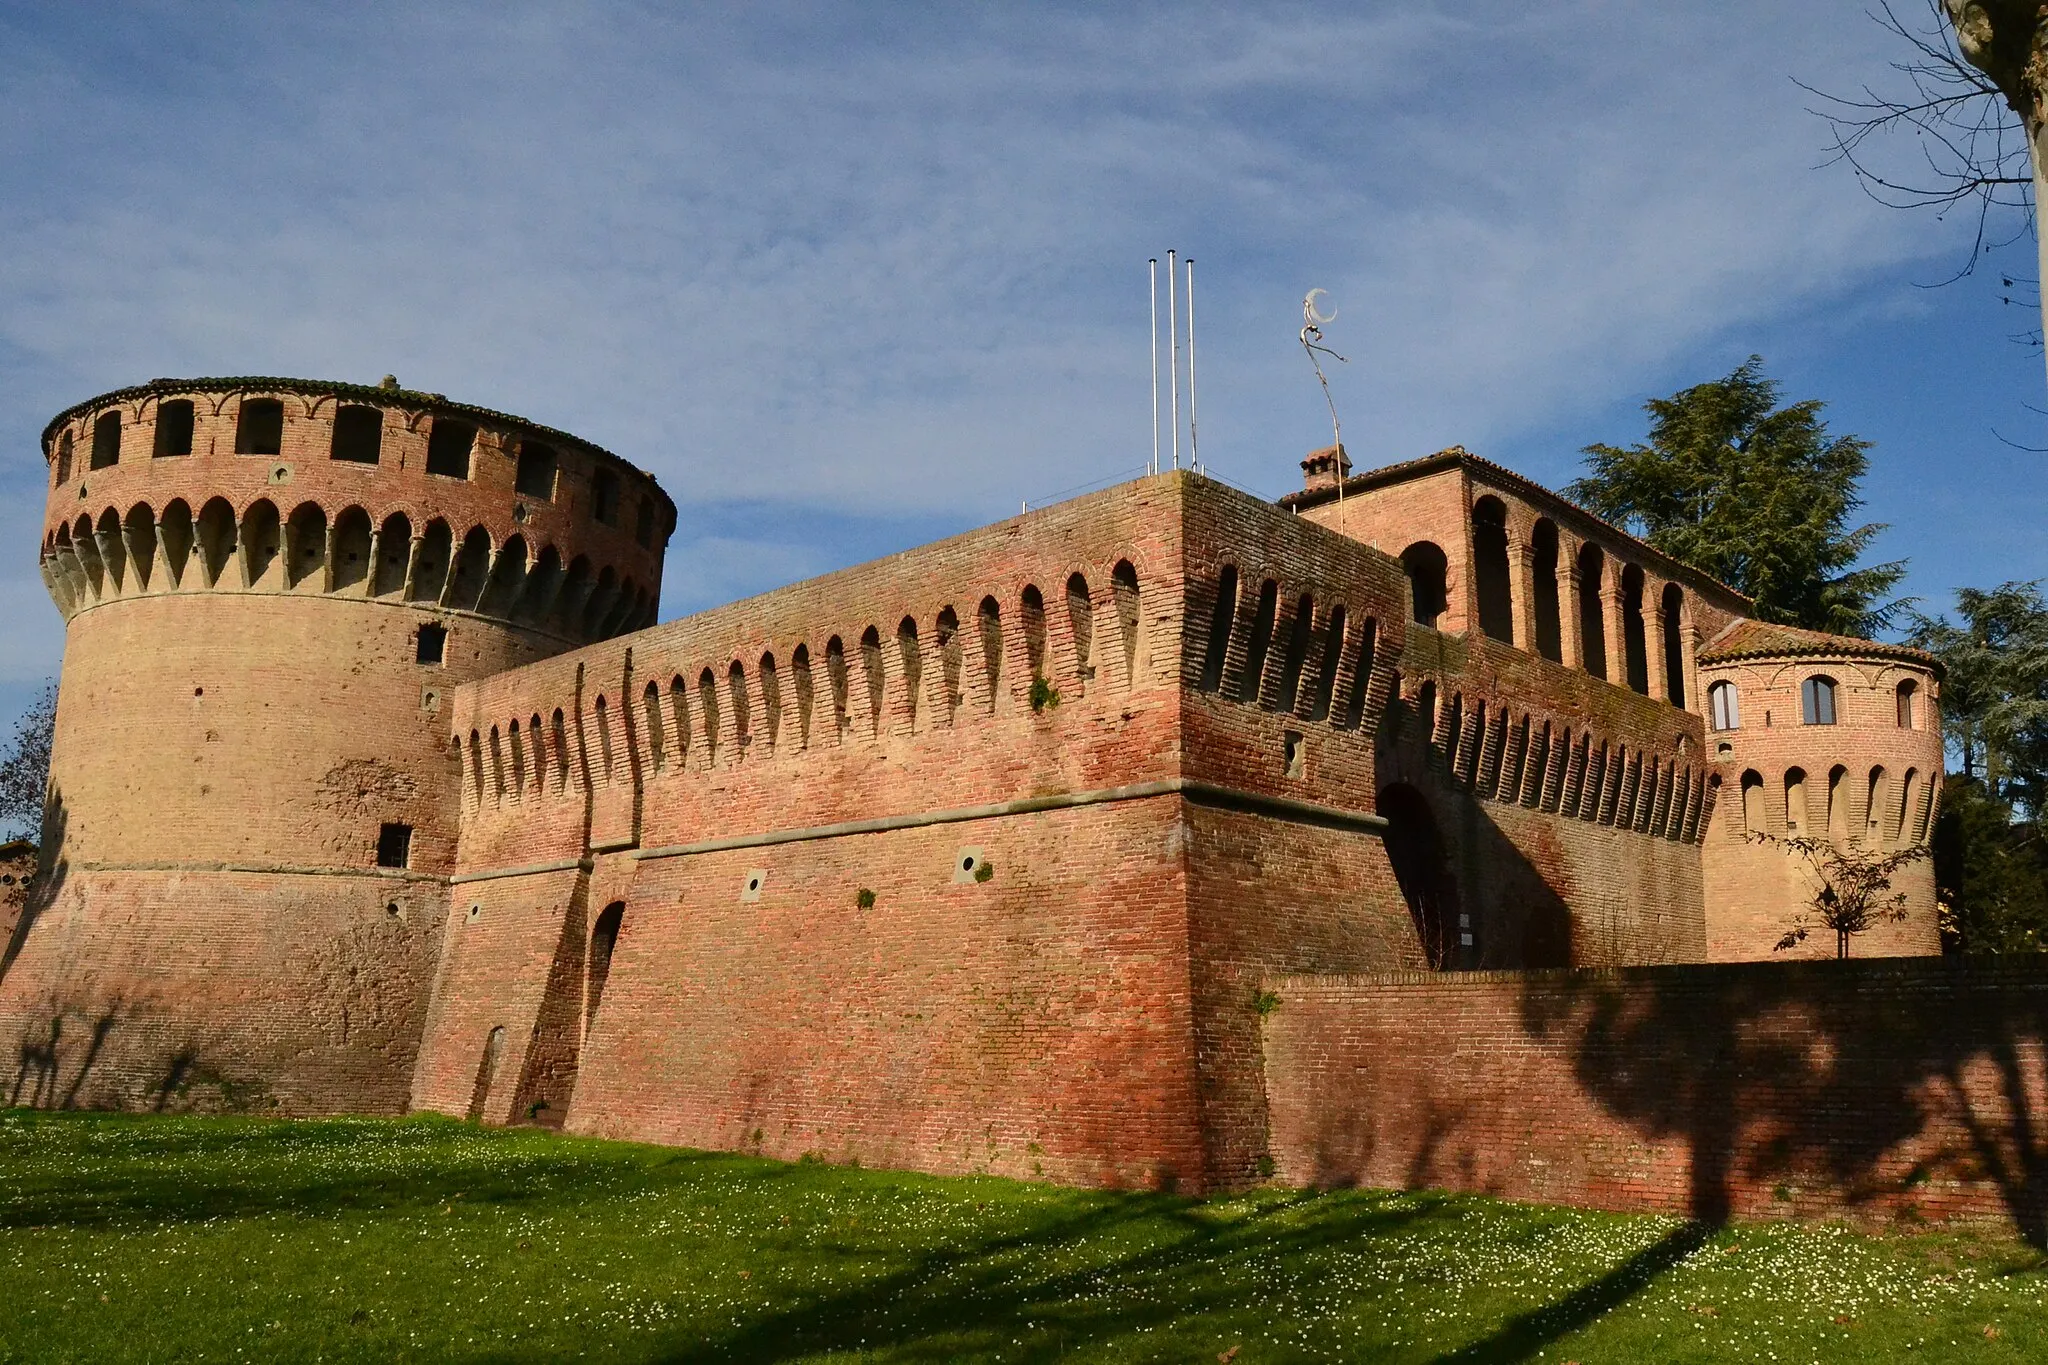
[1303,288,1336,327]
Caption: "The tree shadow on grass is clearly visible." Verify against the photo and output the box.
[1425,1219,1716,1365]
[661,1187,1450,1363]
[0,1115,779,1231]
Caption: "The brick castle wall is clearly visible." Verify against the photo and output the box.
[1264,961,2048,1231]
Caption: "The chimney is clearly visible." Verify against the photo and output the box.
[1301,443,1351,493]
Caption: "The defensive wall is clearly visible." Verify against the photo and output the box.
[1263,960,2048,1236]
[4,374,1987,1226]
[3,377,671,1112]
[415,469,1774,1190]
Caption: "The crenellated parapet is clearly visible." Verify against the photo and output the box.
[37,377,670,644]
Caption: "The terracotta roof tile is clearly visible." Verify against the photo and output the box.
[1697,617,1940,674]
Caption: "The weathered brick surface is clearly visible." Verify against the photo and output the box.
[1264,961,2048,1230]
[3,380,661,1111]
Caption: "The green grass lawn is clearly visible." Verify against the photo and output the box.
[1,1113,2045,1362]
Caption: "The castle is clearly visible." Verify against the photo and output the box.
[5,376,1968,1214]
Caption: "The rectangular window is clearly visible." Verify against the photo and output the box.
[376,822,413,869]
[416,623,447,665]
[426,419,475,479]
[515,442,557,499]
[635,499,656,548]
[591,467,620,524]
[236,398,284,455]
[1708,681,1739,731]
[1801,676,1837,726]
[91,412,122,469]
[154,400,195,457]
[331,405,384,463]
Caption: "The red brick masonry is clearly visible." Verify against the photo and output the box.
[1264,959,2048,1234]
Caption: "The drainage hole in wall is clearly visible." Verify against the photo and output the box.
[466,903,481,922]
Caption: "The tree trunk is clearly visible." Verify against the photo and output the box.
[1945,1,2048,388]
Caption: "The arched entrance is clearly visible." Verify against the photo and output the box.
[1379,783,1459,969]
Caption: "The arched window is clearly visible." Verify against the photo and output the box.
[1708,680,1739,731]
[1472,497,1513,643]
[1401,542,1448,629]
[1801,676,1837,726]
[1895,679,1918,729]
[1660,583,1686,706]
[1620,565,1648,694]
[1530,519,1562,662]
[1575,544,1607,679]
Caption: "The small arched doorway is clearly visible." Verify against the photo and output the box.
[1379,783,1459,969]
[588,901,625,1030]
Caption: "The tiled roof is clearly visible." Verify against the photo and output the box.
[1697,617,1941,674]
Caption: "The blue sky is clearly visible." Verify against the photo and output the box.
[3,1,2045,734]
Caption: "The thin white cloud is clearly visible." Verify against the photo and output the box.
[0,0,1982,688]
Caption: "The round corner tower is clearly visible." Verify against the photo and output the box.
[2,377,672,1113]
[1694,619,1944,961]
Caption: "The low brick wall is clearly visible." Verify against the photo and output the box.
[1262,959,2048,1237]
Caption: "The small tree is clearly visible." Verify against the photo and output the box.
[1753,831,1932,959]
[0,683,56,844]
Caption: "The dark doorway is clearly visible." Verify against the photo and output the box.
[1380,783,1459,970]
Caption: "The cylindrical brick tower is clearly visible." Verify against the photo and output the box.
[1696,619,1944,960]
[2,376,671,1112]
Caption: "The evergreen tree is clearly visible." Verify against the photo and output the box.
[1911,583,2048,953]
[1569,358,1908,637]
